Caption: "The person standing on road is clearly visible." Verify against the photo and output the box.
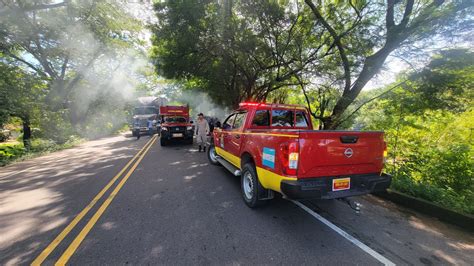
[196,113,210,152]
[147,117,154,137]
[133,118,141,140]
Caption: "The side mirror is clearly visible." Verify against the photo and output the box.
[190,121,194,124]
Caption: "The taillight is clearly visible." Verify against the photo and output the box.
[279,140,299,176]
[383,141,388,163]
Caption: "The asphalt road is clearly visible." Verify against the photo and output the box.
[0,134,472,265]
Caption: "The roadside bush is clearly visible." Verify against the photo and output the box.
[0,136,83,166]
[38,110,76,144]
[0,143,26,166]
[354,95,473,214]
[391,173,474,215]
[79,109,128,139]
[0,129,11,142]
[31,128,43,139]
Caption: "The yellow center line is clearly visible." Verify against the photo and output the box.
[55,136,157,265]
[31,135,157,266]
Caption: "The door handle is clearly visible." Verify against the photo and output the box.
[234,134,240,139]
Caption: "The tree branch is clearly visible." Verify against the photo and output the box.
[400,0,415,28]
[1,51,48,78]
[60,56,69,80]
[0,1,68,16]
[304,0,351,93]
[335,80,408,128]
[386,0,396,30]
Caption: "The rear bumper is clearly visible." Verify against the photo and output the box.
[281,173,391,200]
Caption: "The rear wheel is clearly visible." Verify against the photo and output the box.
[207,144,220,165]
[241,163,267,208]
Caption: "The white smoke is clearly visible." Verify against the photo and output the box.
[170,91,230,122]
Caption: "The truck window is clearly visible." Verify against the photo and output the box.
[295,111,309,127]
[233,112,246,129]
[271,109,294,127]
[164,117,186,123]
[223,114,235,130]
[252,110,270,126]
[134,107,157,115]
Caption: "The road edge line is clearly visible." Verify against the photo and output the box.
[55,136,157,265]
[291,200,395,266]
[31,135,156,265]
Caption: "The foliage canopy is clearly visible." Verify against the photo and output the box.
[151,0,472,129]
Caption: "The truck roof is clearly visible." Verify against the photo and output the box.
[238,102,307,110]
[159,105,189,116]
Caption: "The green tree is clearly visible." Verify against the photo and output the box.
[0,59,45,148]
[151,1,318,108]
[0,0,141,123]
[0,0,150,143]
[152,0,472,129]
[303,0,472,128]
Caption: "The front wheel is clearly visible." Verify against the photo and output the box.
[241,163,267,208]
[207,144,220,165]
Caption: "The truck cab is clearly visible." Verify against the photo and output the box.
[132,106,158,137]
[209,102,391,208]
[159,105,194,146]
[131,96,167,137]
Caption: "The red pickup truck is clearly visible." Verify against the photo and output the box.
[208,102,391,208]
[159,105,194,146]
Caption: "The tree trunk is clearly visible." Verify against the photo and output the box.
[323,42,399,130]
[22,116,32,150]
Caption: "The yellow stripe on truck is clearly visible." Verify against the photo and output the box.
[256,167,296,192]
[215,147,241,168]
[215,146,296,193]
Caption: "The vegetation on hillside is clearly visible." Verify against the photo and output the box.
[352,49,473,214]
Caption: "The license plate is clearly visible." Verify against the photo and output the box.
[172,133,183,138]
[332,177,350,191]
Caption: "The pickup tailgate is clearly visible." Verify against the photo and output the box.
[297,131,385,178]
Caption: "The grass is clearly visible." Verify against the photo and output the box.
[0,136,84,166]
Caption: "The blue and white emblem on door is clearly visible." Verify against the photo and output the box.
[262,147,275,169]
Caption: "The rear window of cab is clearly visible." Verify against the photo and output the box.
[251,108,309,129]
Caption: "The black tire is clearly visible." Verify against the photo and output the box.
[186,138,193,145]
[241,163,267,208]
[160,138,167,146]
[207,144,220,166]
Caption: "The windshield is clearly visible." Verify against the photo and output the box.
[164,117,187,123]
[134,107,157,115]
